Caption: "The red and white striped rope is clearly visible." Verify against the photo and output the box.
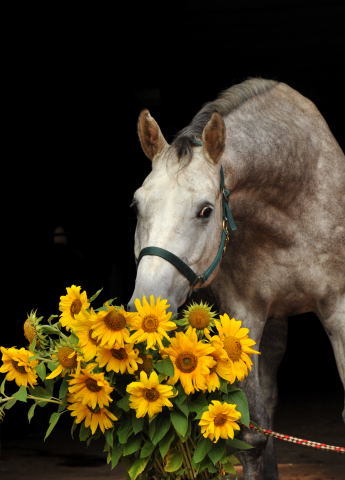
[248,423,345,454]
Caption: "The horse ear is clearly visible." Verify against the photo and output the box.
[137,109,168,161]
[202,112,225,164]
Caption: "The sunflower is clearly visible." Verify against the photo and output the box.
[163,328,216,394]
[127,295,176,350]
[23,310,47,348]
[67,399,118,434]
[126,370,174,418]
[0,347,38,387]
[91,304,131,348]
[68,364,114,409]
[199,400,241,442]
[73,308,100,361]
[180,301,217,336]
[59,285,89,331]
[213,314,260,381]
[96,344,143,374]
[205,341,235,392]
[46,345,81,380]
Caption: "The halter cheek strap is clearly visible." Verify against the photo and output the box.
[137,166,237,288]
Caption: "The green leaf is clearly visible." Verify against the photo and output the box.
[117,418,133,444]
[208,440,226,465]
[171,410,188,437]
[117,394,130,412]
[132,415,145,434]
[105,428,114,448]
[0,377,6,395]
[128,457,150,480]
[226,438,254,450]
[173,395,189,417]
[188,395,208,416]
[192,437,213,463]
[159,429,175,458]
[151,416,171,445]
[13,386,27,402]
[148,417,157,441]
[110,444,123,469]
[226,390,250,426]
[164,449,183,472]
[123,435,142,456]
[155,358,174,377]
[79,422,90,442]
[29,386,52,399]
[36,362,46,381]
[89,288,103,303]
[140,440,155,458]
[27,403,37,423]
[4,399,16,409]
[44,412,62,441]
[58,380,68,400]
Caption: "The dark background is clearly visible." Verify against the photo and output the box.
[2,0,344,429]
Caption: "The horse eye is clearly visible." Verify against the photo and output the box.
[197,206,213,218]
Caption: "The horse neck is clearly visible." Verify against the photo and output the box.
[222,83,343,210]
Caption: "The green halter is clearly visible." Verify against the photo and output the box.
[137,166,237,288]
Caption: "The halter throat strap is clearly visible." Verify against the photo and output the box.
[137,166,237,288]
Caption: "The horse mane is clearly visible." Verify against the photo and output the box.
[172,78,278,160]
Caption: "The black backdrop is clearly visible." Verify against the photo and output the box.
[2,1,344,397]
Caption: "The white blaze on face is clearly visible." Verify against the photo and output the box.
[129,152,222,311]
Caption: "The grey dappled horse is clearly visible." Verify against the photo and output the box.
[128,78,345,480]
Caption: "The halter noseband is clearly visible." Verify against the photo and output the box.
[137,166,237,289]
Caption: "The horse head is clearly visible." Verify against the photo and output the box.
[128,109,228,312]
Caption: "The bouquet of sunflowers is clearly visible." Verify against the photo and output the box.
[0,285,259,480]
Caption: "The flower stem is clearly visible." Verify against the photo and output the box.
[0,395,62,405]
[177,440,195,480]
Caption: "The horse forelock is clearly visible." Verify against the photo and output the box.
[171,77,278,163]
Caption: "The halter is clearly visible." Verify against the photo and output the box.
[137,166,237,289]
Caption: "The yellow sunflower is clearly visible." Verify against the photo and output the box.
[96,344,143,374]
[180,301,217,336]
[59,285,89,330]
[126,370,174,418]
[213,314,260,381]
[163,328,216,394]
[0,346,38,387]
[73,308,100,361]
[67,399,118,434]
[68,364,113,409]
[205,341,235,392]
[127,295,176,350]
[46,345,81,380]
[199,400,241,442]
[91,304,131,348]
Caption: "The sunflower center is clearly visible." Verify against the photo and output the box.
[70,299,82,317]
[111,348,128,360]
[85,378,102,392]
[188,308,210,329]
[214,413,228,426]
[11,360,27,374]
[142,315,159,332]
[176,352,198,373]
[223,336,242,361]
[88,330,100,345]
[144,388,160,402]
[57,347,77,368]
[103,311,126,331]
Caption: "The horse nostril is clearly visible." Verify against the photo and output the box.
[126,303,134,312]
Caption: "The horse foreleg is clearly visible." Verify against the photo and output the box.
[259,316,288,480]
[318,295,345,423]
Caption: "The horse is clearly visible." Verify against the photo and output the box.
[128,78,345,480]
